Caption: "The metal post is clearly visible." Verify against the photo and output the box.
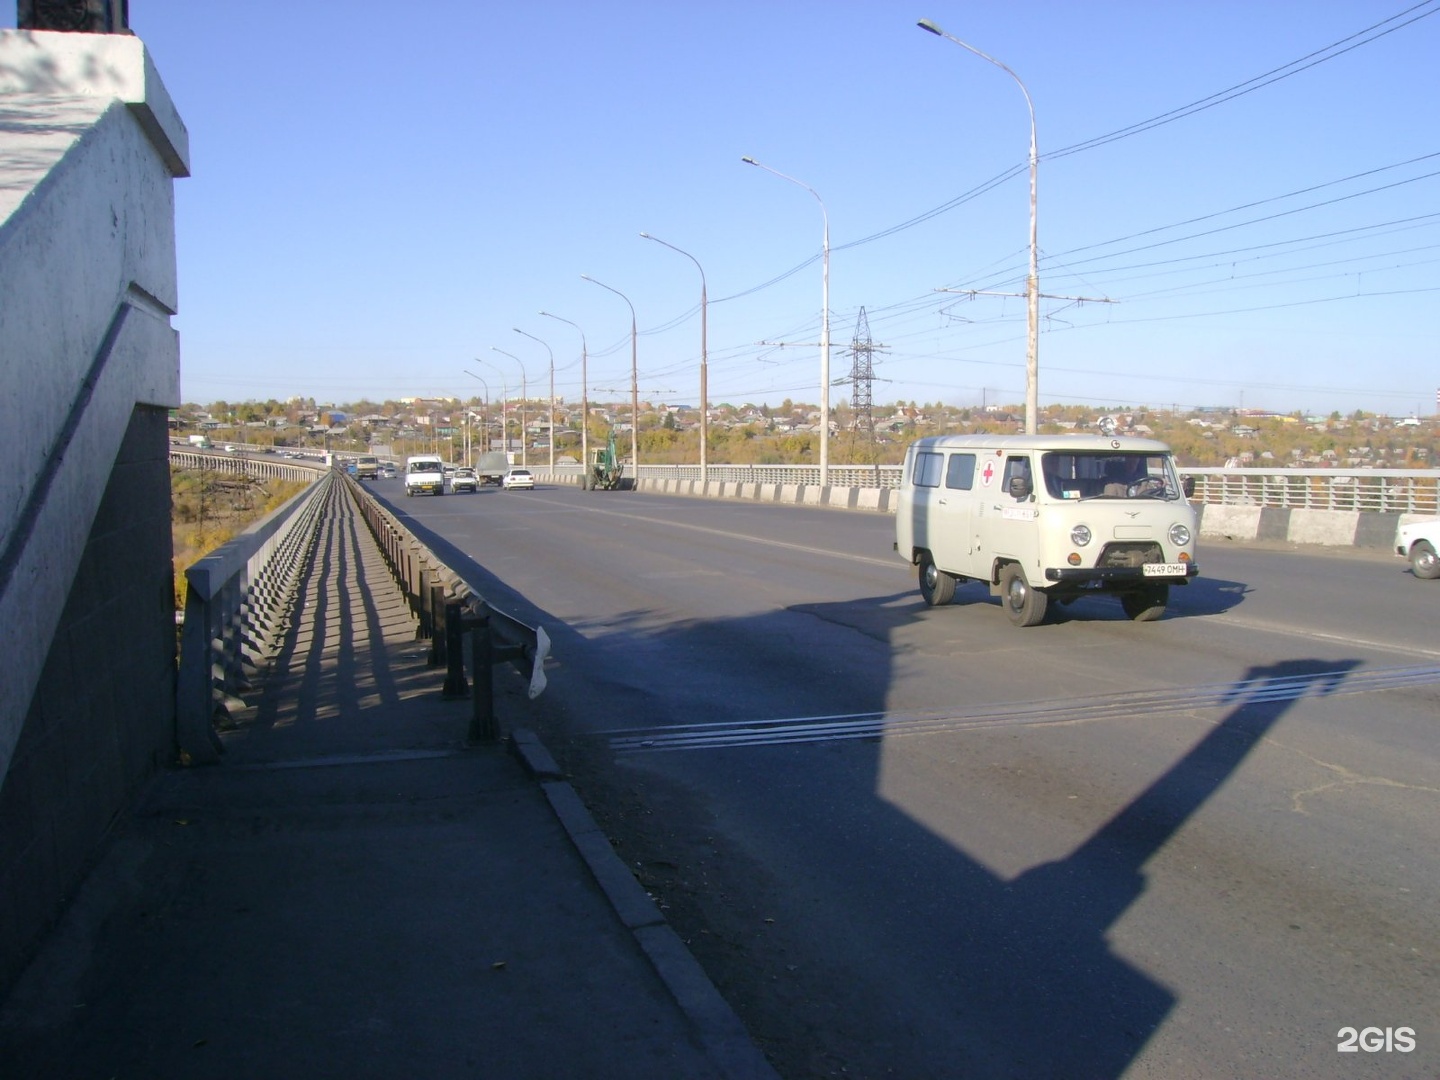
[918,19,1040,433]
[442,602,468,697]
[467,612,498,743]
[640,233,708,487]
[741,158,830,484]
[540,312,588,484]
[581,275,640,487]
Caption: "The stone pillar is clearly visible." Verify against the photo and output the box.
[18,0,129,33]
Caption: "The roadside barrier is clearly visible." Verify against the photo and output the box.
[343,474,549,741]
[533,467,1437,550]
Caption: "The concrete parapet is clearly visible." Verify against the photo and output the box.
[1197,504,1261,541]
[1287,509,1359,547]
[0,28,187,996]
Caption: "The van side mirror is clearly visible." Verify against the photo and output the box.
[1182,475,1195,498]
[1008,475,1032,499]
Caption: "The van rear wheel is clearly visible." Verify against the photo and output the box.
[918,554,957,606]
[1121,585,1169,621]
[999,564,1048,627]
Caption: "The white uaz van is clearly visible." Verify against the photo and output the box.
[895,434,1198,626]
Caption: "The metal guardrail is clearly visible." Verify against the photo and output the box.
[175,470,334,764]
[1184,467,1439,515]
[342,474,549,742]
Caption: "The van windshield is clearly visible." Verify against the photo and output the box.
[1041,452,1181,501]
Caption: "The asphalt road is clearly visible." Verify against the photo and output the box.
[373,477,1438,1079]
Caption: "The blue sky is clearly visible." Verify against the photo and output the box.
[8,2,1437,416]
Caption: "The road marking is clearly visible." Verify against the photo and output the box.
[537,499,901,569]
[1200,612,1440,660]
[609,662,1440,753]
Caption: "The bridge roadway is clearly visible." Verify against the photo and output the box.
[0,479,773,1079]
[380,477,1439,1079]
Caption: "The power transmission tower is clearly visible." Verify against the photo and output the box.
[839,308,889,465]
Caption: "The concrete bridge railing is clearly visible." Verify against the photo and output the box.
[532,463,1439,550]
[175,472,335,765]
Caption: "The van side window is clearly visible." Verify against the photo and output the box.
[914,451,943,488]
[945,453,976,490]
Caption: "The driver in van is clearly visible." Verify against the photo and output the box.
[1101,459,1140,496]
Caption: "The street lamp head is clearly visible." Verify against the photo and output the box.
[917,18,943,35]
[741,156,758,166]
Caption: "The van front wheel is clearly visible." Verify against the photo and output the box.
[1121,585,1168,621]
[999,564,1048,627]
[918,554,957,606]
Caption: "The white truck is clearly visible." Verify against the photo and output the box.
[404,454,446,497]
[474,451,511,486]
[895,433,1199,626]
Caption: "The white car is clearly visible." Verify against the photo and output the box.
[451,467,479,493]
[1395,517,1440,580]
[501,468,535,491]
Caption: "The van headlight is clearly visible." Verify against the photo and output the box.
[1169,523,1192,547]
[1070,524,1092,546]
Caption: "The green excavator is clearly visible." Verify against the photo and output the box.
[582,431,624,490]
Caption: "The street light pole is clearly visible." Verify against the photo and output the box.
[514,327,556,472]
[476,359,508,457]
[580,274,639,485]
[540,311,587,477]
[918,18,1040,435]
[639,232,708,487]
[742,156,830,487]
[490,347,528,467]
[463,371,490,455]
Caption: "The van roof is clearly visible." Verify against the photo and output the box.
[908,433,1174,454]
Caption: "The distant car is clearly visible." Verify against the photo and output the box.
[451,467,479,493]
[501,468,535,491]
[381,463,397,478]
[1396,517,1440,580]
[223,444,238,454]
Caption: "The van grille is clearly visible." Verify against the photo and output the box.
[1096,541,1164,568]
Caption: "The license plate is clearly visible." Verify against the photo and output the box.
[1143,563,1186,577]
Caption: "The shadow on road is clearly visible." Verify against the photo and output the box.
[381,497,1361,1076]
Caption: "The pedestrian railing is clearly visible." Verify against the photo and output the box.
[1184,468,1439,514]
[343,474,549,741]
[175,470,335,764]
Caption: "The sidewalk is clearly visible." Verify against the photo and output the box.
[0,484,775,1079]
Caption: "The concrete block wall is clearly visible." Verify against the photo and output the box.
[0,30,187,993]
[1191,504,1411,550]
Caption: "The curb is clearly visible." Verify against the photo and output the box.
[508,728,779,1080]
